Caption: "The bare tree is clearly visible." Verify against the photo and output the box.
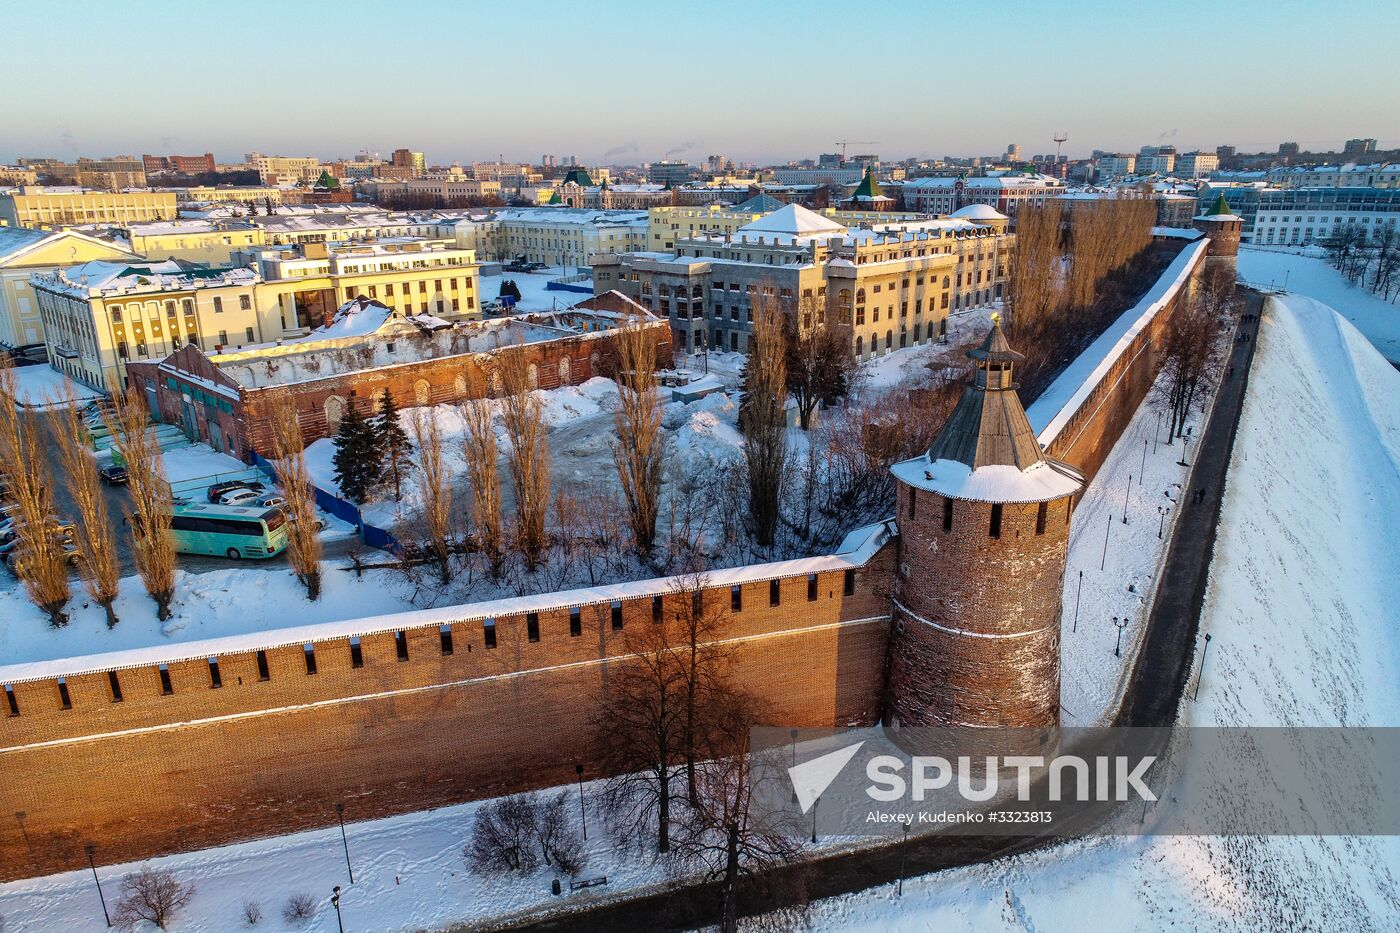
[535,790,587,874]
[668,571,733,806]
[741,302,788,548]
[411,410,454,584]
[52,403,121,627]
[111,867,195,930]
[281,893,316,927]
[499,353,551,570]
[1005,201,1064,332]
[611,315,668,558]
[0,361,72,626]
[1155,285,1230,442]
[783,301,855,431]
[103,389,177,620]
[269,400,322,600]
[465,794,542,874]
[460,397,504,578]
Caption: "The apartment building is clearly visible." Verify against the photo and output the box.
[247,154,323,185]
[1096,154,1137,179]
[0,187,178,229]
[593,203,1011,359]
[900,174,1065,215]
[0,227,138,350]
[142,153,217,175]
[1176,151,1220,178]
[1243,187,1400,247]
[445,208,649,269]
[123,220,266,265]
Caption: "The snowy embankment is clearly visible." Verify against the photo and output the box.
[1238,246,1400,363]
[781,293,1400,931]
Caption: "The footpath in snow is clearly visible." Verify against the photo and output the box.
[767,293,1400,931]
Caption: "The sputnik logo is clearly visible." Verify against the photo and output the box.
[788,741,865,814]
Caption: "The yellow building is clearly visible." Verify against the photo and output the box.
[0,186,178,230]
[175,186,286,206]
[0,227,139,349]
[124,220,266,265]
[248,155,322,185]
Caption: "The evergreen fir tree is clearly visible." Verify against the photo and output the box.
[374,392,414,501]
[331,397,380,504]
[500,279,523,302]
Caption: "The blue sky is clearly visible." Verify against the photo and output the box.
[5,0,1396,165]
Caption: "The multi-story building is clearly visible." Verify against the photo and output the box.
[1176,151,1219,178]
[123,219,266,265]
[142,153,217,175]
[445,208,648,269]
[771,166,864,186]
[0,165,38,186]
[1265,163,1400,189]
[172,186,286,207]
[247,154,322,185]
[0,186,178,229]
[647,161,697,186]
[1343,138,1378,159]
[900,174,1065,216]
[1233,187,1400,247]
[391,149,427,176]
[1096,154,1137,179]
[593,202,1012,359]
[0,227,138,350]
[1136,145,1177,175]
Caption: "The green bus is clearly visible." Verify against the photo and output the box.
[170,502,288,560]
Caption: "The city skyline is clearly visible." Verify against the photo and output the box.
[6,0,1396,166]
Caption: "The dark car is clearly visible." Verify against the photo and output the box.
[99,464,128,485]
[206,480,264,504]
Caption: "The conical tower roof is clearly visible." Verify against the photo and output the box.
[927,320,1042,472]
[852,167,884,200]
[1206,192,1232,216]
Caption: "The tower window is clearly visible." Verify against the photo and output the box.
[256,650,270,681]
[395,630,409,661]
[350,637,364,668]
[807,574,819,601]
[990,504,1003,539]
[610,600,623,631]
[769,579,781,607]
[304,644,318,675]
[527,612,540,642]
[652,595,663,622]
[731,585,743,612]
[943,497,954,532]
[484,618,497,649]
[440,624,454,655]
[57,678,72,710]
[158,664,174,695]
[108,670,123,702]
[908,486,916,518]
[208,657,222,688]
[4,684,17,716]
[692,591,703,617]
[1036,502,1048,536]
[843,569,856,596]
[569,607,581,637]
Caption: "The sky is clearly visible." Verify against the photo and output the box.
[4,0,1397,167]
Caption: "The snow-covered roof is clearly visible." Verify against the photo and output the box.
[890,457,1083,504]
[0,521,897,684]
[736,203,847,238]
[948,204,1007,220]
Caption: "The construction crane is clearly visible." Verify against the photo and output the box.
[1053,132,1069,161]
[834,140,878,162]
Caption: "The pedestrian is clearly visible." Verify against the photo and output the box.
[1227,366,1234,380]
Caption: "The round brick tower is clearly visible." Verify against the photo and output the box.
[1193,193,1244,279]
[887,320,1083,729]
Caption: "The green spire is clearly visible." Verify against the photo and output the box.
[852,167,883,199]
[1207,192,1232,216]
[548,189,562,204]
[315,170,339,189]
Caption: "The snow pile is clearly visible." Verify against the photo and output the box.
[7,365,103,408]
[777,293,1400,930]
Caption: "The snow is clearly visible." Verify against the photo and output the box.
[1237,245,1400,363]
[890,457,1082,504]
[1028,238,1208,445]
[6,365,103,408]
[479,269,586,312]
[160,444,248,486]
[856,306,998,391]
[775,293,1400,930]
[735,203,847,237]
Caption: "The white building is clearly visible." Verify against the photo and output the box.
[901,173,1065,216]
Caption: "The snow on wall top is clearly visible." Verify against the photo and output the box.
[0,521,896,685]
[1027,238,1208,446]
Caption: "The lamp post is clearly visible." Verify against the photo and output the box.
[1112,616,1130,658]
[1158,505,1169,540]
[1153,410,1162,455]
[1193,633,1213,701]
[1140,438,1148,479]
[86,844,111,927]
[331,885,344,933]
[575,763,588,842]
[335,803,354,885]
[1122,474,1132,524]
[811,796,819,845]
[1072,570,1083,633]
[1101,514,1112,571]
[1178,433,1191,468]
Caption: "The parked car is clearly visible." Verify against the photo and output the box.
[256,494,286,509]
[206,480,264,504]
[218,488,262,507]
[98,464,128,485]
[289,511,326,532]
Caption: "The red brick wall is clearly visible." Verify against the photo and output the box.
[0,557,892,880]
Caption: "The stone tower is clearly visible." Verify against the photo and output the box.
[887,321,1083,729]
[1193,193,1244,280]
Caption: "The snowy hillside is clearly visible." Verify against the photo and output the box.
[784,293,1400,931]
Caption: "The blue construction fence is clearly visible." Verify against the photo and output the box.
[249,451,402,556]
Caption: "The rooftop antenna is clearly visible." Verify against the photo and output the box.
[1053,132,1069,161]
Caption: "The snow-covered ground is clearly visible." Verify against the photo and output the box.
[479,267,586,314]
[7,364,103,408]
[1238,246,1400,363]
[775,293,1400,931]
[857,305,997,392]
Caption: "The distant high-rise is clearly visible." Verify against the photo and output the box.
[1278,141,1300,159]
[391,148,426,176]
[1006,143,1022,162]
[1342,138,1377,158]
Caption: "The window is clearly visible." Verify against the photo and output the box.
[807,574,819,601]
[239,295,252,311]
[990,504,1003,539]
[158,663,174,695]
[943,497,954,532]
[57,678,72,710]
[245,327,254,343]
[256,650,270,681]
[484,618,497,649]
[395,630,409,661]
[208,657,222,688]
[3,684,17,716]
[769,579,780,607]
[218,330,228,346]
[731,585,743,612]
[108,669,123,702]
[527,612,540,642]
[440,624,454,655]
[611,600,623,631]
[652,595,663,622]
[908,486,917,518]
[213,297,224,313]
[1036,502,1048,536]
[304,644,318,675]
[569,607,582,637]
[843,569,856,597]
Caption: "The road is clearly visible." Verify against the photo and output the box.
[487,292,1267,933]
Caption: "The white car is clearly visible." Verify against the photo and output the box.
[257,494,286,509]
[218,488,261,507]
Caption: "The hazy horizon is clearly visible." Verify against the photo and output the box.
[6,0,1397,166]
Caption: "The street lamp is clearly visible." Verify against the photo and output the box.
[811,795,819,845]
[331,885,344,933]
[575,763,588,842]
[1122,473,1132,524]
[86,844,111,927]
[1193,633,1213,701]
[1072,570,1083,633]
[335,803,354,884]
[1112,616,1130,658]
